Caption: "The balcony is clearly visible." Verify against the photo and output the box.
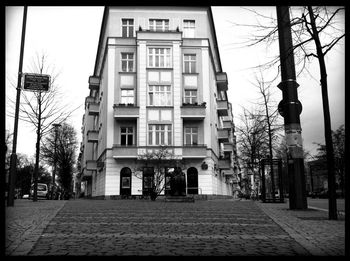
[112,145,138,159]
[222,169,234,176]
[86,160,97,171]
[216,100,228,116]
[216,72,228,92]
[87,130,98,143]
[222,121,233,129]
[89,76,100,91]
[182,145,207,158]
[85,96,95,105]
[113,104,139,119]
[181,103,206,120]
[218,159,231,169]
[81,169,93,181]
[88,102,99,116]
[223,142,234,153]
[217,128,229,142]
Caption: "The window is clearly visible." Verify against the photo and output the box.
[121,53,134,72]
[185,127,198,145]
[184,90,197,104]
[148,85,171,106]
[149,19,169,31]
[121,89,134,104]
[183,20,195,38]
[121,177,131,188]
[184,54,196,73]
[120,127,134,145]
[122,19,134,37]
[148,124,172,145]
[148,48,171,68]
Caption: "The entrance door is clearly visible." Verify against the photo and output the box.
[187,167,198,194]
[120,167,132,197]
[142,167,154,196]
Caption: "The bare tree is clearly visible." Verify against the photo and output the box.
[236,106,269,197]
[250,70,284,199]
[134,147,185,201]
[228,7,344,77]
[7,52,80,201]
[229,6,344,218]
[41,122,78,199]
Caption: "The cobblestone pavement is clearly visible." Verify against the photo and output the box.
[256,200,345,256]
[5,199,66,256]
[6,198,345,256]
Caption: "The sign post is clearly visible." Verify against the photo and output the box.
[7,6,27,207]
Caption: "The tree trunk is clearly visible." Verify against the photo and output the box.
[308,6,337,220]
[33,92,42,202]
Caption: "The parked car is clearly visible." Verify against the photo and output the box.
[29,183,49,199]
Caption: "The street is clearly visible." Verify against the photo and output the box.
[5,198,345,256]
[307,198,345,213]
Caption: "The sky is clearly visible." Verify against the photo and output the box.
[5,6,345,161]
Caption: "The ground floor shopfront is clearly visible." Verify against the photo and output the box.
[82,157,234,199]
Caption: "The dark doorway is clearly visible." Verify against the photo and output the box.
[120,167,132,197]
[142,167,154,196]
[165,168,172,196]
[170,167,186,196]
[187,167,198,194]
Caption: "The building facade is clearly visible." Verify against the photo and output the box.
[78,6,239,199]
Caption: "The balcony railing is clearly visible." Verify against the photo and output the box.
[89,76,100,91]
[182,144,207,158]
[85,96,95,105]
[216,100,228,116]
[223,142,234,152]
[113,104,139,119]
[88,102,99,116]
[81,169,93,181]
[86,160,97,171]
[222,121,233,129]
[216,72,228,92]
[218,159,231,169]
[87,130,98,143]
[222,169,234,176]
[112,145,208,159]
[112,145,138,159]
[181,103,206,120]
[217,128,229,142]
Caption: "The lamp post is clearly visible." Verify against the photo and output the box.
[51,123,61,200]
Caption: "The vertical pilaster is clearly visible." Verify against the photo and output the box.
[138,40,147,146]
[173,41,182,148]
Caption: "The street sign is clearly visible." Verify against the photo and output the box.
[23,73,50,92]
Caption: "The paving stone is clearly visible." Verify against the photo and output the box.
[6,198,345,256]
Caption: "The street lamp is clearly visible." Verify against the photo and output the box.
[51,123,61,199]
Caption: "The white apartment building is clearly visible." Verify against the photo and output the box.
[78,6,239,199]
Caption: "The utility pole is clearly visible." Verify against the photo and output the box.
[276,6,307,210]
[7,6,27,207]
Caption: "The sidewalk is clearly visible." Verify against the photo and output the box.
[5,199,66,256]
[255,200,345,256]
[5,198,345,256]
